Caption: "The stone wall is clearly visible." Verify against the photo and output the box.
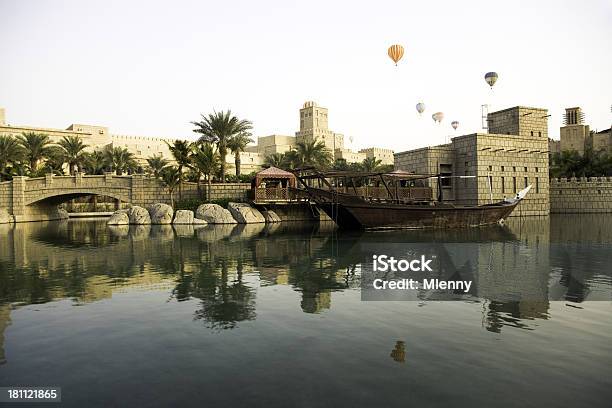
[550,177,612,213]
[0,174,251,222]
[204,183,251,201]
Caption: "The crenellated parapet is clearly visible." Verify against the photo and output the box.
[550,176,612,213]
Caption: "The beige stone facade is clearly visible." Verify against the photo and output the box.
[395,106,550,216]
[551,107,612,155]
[0,109,179,167]
[295,101,345,153]
[358,147,395,165]
[334,148,367,163]
[550,177,612,213]
[247,101,394,166]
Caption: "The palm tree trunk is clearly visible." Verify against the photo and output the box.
[220,146,226,183]
[235,152,241,177]
[178,165,183,201]
[207,174,212,200]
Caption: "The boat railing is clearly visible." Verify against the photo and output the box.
[330,186,432,201]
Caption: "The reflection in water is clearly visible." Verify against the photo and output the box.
[390,341,406,363]
[0,216,611,408]
[0,216,611,340]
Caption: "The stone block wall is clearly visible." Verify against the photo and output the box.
[550,177,612,213]
[204,183,251,201]
[0,181,12,214]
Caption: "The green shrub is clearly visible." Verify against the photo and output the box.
[174,198,201,212]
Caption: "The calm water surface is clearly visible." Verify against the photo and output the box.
[0,216,611,407]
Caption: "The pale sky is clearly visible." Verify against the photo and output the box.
[1,0,610,152]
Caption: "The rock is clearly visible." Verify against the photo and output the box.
[173,210,194,224]
[262,210,281,223]
[193,217,208,225]
[107,210,129,225]
[228,202,265,223]
[173,224,194,238]
[0,208,12,224]
[148,203,173,224]
[195,204,237,224]
[127,206,151,225]
[108,225,129,237]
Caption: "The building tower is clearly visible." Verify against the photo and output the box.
[295,101,344,154]
[560,107,590,155]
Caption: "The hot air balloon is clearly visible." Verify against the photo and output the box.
[484,72,498,89]
[416,102,425,115]
[388,44,404,66]
[451,121,459,130]
[432,112,444,124]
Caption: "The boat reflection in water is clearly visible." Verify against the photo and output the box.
[1,216,610,334]
[0,216,611,408]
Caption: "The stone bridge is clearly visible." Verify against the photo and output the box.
[0,173,251,222]
[0,173,186,222]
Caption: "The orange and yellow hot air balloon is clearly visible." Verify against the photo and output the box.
[387,44,404,66]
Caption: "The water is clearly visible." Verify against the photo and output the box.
[0,216,611,407]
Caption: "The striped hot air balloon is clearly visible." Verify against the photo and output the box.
[484,72,498,89]
[388,44,404,66]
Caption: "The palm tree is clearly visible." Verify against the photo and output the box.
[0,135,24,180]
[165,140,193,200]
[226,132,254,177]
[192,110,253,182]
[105,146,136,175]
[58,135,88,175]
[294,140,333,169]
[361,157,383,172]
[83,151,108,175]
[263,153,286,169]
[191,143,220,188]
[17,132,54,174]
[160,166,181,208]
[146,154,169,179]
[41,146,67,175]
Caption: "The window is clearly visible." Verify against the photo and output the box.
[501,177,505,194]
[440,164,452,187]
[536,178,539,193]
[513,166,516,172]
[501,166,505,172]
[535,167,539,172]
[524,167,528,172]
[512,177,517,193]
[488,165,492,172]
[531,131,534,136]
[524,177,528,188]
[538,131,542,137]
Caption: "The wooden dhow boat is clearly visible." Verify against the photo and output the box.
[292,168,531,230]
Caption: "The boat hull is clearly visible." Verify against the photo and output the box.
[319,201,518,230]
[308,188,519,230]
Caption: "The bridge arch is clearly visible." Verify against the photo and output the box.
[24,189,130,207]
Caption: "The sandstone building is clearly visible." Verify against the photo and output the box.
[0,108,176,168]
[248,101,394,166]
[548,106,612,156]
[394,106,550,216]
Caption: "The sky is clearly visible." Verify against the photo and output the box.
[0,0,611,152]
